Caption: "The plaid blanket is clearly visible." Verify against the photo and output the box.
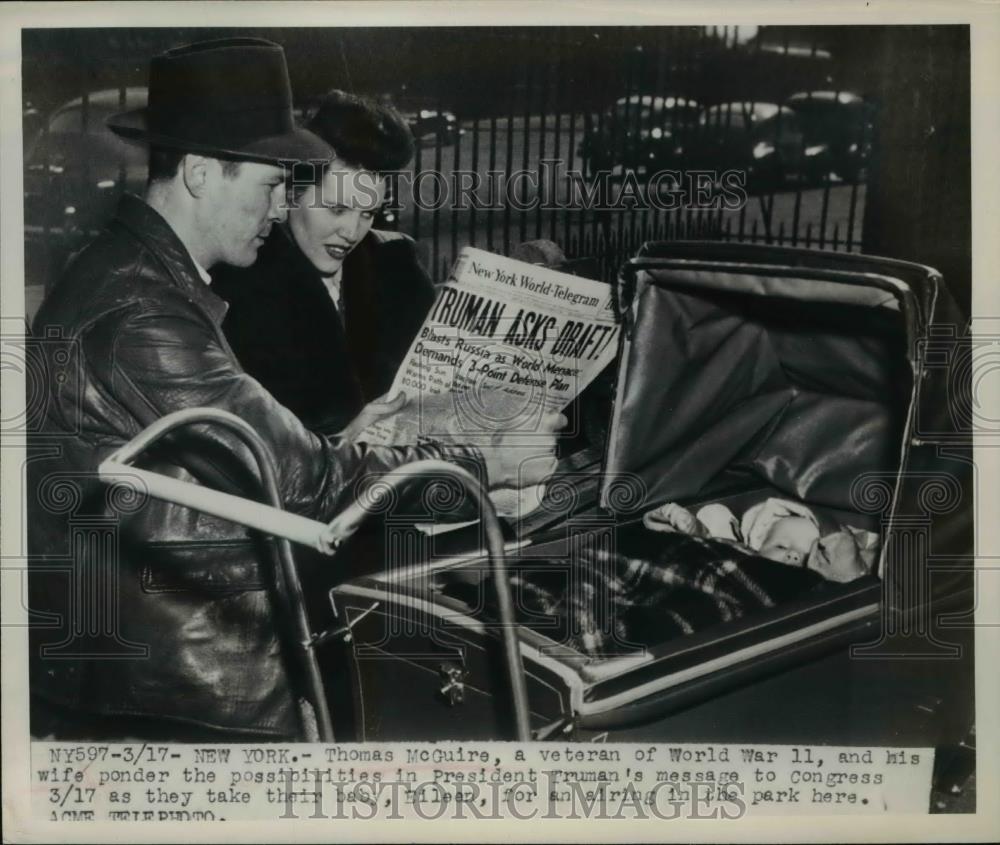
[446,532,827,659]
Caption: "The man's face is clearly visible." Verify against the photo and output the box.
[288,163,385,277]
[203,160,287,268]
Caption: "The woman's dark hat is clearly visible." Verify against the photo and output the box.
[106,37,333,165]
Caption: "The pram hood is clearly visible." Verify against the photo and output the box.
[597,241,971,605]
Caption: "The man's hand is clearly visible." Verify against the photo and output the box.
[386,389,566,489]
[478,410,567,489]
[339,390,407,442]
[347,388,566,491]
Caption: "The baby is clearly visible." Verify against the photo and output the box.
[643,497,879,583]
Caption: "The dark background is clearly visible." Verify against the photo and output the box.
[22,25,971,316]
[19,26,916,116]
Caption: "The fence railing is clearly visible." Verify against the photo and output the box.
[23,26,873,296]
[383,27,872,282]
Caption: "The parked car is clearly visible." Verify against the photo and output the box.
[786,90,876,183]
[696,102,805,189]
[579,94,701,177]
[24,87,149,291]
[405,108,463,145]
[696,101,806,189]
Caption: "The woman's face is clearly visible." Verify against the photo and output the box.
[288,163,386,277]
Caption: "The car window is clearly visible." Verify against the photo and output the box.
[48,105,118,135]
[702,108,751,130]
[756,112,803,140]
[607,101,700,130]
[28,129,145,177]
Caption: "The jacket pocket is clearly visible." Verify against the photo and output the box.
[141,539,269,593]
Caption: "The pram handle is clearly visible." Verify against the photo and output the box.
[322,458,533,741]
[99,407,335,740]
[98,407,532,742]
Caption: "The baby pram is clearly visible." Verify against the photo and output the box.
[325,240,973,745]
[100,240,973,751]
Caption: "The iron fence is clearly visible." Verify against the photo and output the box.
[23,26,875,300]
[402,26,872,282]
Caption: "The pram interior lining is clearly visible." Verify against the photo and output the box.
[604,269,912,531]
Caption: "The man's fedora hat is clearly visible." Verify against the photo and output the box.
[107,37,332,165]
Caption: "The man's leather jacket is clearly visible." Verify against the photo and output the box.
[27,194,483,738]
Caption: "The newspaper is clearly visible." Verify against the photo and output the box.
[358,246,620,517]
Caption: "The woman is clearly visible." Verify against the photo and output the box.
[213,90,433,436]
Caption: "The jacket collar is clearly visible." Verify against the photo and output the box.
[113,193,229,325]
[272,222,331,285]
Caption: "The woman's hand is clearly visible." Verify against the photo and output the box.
[338,390,408,442]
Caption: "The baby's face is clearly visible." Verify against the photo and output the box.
[759,517,871,582]
[758,517,819,566]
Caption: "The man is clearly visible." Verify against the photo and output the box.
[27,38,561,741]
